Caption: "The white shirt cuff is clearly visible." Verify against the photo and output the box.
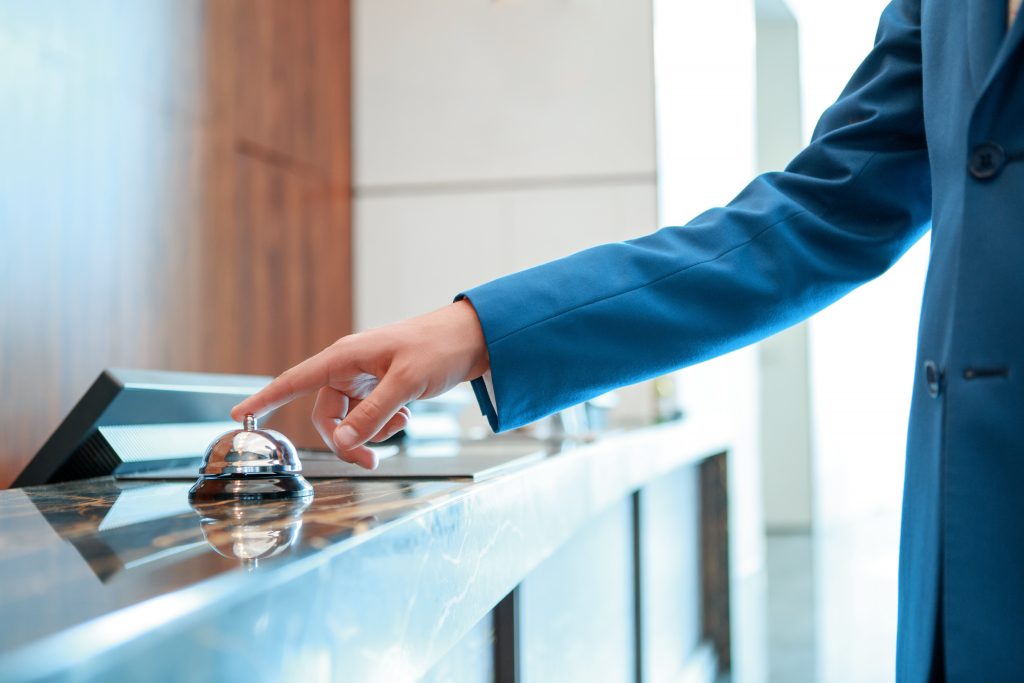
[481,370,498,411]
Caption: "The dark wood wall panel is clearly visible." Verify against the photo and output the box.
[0,0,352,488]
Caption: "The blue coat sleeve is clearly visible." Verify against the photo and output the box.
[459,0,931,432]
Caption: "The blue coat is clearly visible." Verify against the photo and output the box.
[461,1,1024,680]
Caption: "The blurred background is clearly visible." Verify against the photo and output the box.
[0,1,927,681]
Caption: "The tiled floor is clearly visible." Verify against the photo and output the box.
[765,534,816,683]
[760,511,902,682]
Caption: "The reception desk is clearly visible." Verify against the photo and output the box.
[0,421,730,683]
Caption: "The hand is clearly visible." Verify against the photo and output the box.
[231,299,490,469]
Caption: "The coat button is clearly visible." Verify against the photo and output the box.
[924,360,942,398]
[969,142,1006,180]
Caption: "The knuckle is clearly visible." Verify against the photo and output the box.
[353,398,388,429]
[328,335,353,354]
[388,361,418,387]
[278,368,298,392]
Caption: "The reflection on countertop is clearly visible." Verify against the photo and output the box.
[0,476,466,650]
[0,422,728,683]
[192,495,314,569]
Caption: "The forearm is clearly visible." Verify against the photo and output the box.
[461,0,930,432]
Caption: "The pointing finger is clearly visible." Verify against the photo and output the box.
[231,351,332,421]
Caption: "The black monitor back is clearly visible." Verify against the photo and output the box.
[13,369,270,487]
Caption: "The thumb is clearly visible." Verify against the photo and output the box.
[333,370,419,451]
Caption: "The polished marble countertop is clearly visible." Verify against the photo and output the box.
[0,421,728,683]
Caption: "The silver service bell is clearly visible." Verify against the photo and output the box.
[188,414,313,501]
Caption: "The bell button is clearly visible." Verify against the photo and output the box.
[968,142,1006,180]
[924,360,942,398]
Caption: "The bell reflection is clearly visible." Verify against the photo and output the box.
[191,496,313,570]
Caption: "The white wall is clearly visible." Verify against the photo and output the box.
[354,1,657,189]
[352,0,661,426]
[353,0,658,322]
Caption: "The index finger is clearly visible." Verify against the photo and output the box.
[230,352,331,421]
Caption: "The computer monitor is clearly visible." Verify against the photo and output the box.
[12,369,270,487]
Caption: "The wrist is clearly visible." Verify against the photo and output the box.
[453,298,490,379]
